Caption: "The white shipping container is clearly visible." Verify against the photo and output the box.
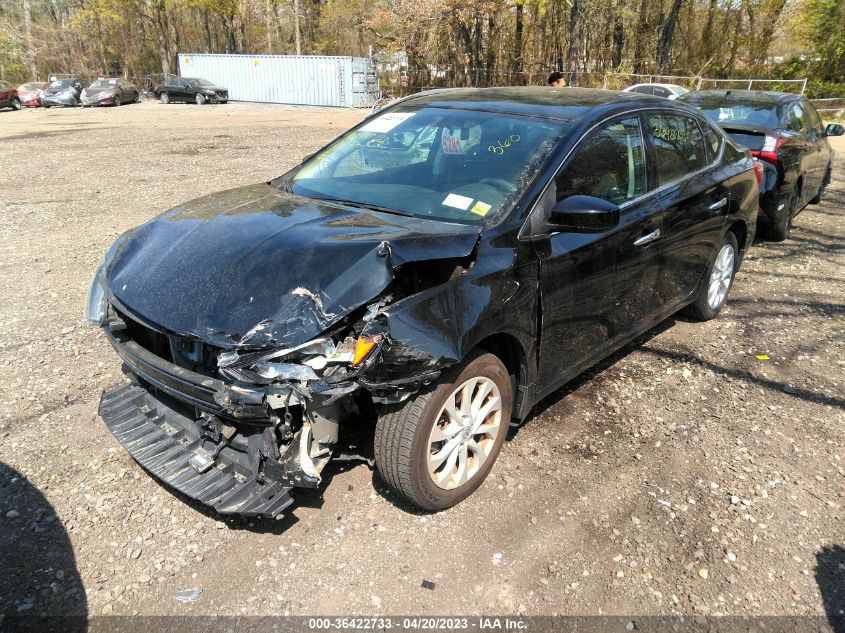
[177,53,379,108]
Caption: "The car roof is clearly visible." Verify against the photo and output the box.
[400,87,668,122]
[681,89,799,104]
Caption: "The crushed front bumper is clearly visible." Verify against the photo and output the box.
[98,382,294,517]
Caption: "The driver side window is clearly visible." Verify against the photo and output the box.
[556,117,647,205]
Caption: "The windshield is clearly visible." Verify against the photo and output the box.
[684,97,782,128]
[19,83,43,90]
[89,80,116,89]
[289,107,567,224]
[48,80,74,89]
[187,78,214,87]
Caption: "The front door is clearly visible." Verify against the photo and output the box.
[532,115,664,393]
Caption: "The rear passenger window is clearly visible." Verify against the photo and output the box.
[557,117,647,205]
[646,114,708,186]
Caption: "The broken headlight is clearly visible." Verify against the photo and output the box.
[217,336,358,384]
[84,264,108,326]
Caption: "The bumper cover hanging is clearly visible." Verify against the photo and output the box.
[98,382,294,518]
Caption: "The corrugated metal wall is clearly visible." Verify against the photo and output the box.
[177,54,379,108]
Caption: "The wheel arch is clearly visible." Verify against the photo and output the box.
[473,332,529,420]
[726,220,749,256]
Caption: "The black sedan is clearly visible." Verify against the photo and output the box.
[680,90,844,240]
[41,78,84,107]
[154,77,228,105]
[87,88,757,517]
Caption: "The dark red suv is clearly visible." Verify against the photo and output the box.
[0,81,21,111]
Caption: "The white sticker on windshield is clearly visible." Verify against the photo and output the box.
[359,112,415,134]
[443,193,473,210]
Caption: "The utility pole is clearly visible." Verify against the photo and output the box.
[293,0,301,55]
[23,0,37,79]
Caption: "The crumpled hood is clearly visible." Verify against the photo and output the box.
[106,183,480,350]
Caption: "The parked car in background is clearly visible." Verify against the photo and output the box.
[81,78,140,107]
[41,78,84,108]
[680,89,844,240]
[154,77,228,105]
[623,83,689,100]
[89,88,757,518]
[17,81,49,107]
[0,81,21,111]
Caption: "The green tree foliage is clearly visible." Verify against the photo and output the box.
[0,0,840,87]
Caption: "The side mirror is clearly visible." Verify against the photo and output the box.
[549,195,621,233]
[824,123,844,137]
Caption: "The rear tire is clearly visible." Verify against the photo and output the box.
[684,231,739,322]
[159,92,169,104]
[374,351,512,511]
[114,95,121,107]
[133,91,140,104]
[11,97,21,111]
[766,184,799,241]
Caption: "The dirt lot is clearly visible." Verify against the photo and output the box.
[1,101,843,621]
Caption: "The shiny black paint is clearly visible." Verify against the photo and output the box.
[100,87,757,423]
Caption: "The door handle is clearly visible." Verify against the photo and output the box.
[709,197,728,211]
[634,228,661,247]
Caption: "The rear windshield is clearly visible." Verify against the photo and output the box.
[89,80,117,89]
[48,80,74,89]
[683,97,782,129]
[19,83,43,90]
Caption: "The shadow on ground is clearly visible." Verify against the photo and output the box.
[0,462,87,632]
[817,545,845,633]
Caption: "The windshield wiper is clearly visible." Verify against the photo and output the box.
[315,197,413,217]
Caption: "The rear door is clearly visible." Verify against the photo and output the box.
[803,99,831,187]
[533,115,663,391]
[784,100,821,201]
[642,111,730,308]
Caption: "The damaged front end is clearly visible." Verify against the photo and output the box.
[90,186,480,517]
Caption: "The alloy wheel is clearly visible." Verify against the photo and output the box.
[426,376,503,490]
[160,93,169,104]
[707,243,735,310]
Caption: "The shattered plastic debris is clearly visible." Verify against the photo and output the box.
[421,579,436,590]
[172,587,202,603]
[491,553,503,566]
[755,355,769,361]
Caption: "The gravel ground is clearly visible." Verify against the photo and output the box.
[0,101,843,621]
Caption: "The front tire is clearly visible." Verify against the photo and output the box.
[374,351,512,511]
[114,95,121,107]
[684,231,739,322]
[11,97,21,111]
[195,93,205,105]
